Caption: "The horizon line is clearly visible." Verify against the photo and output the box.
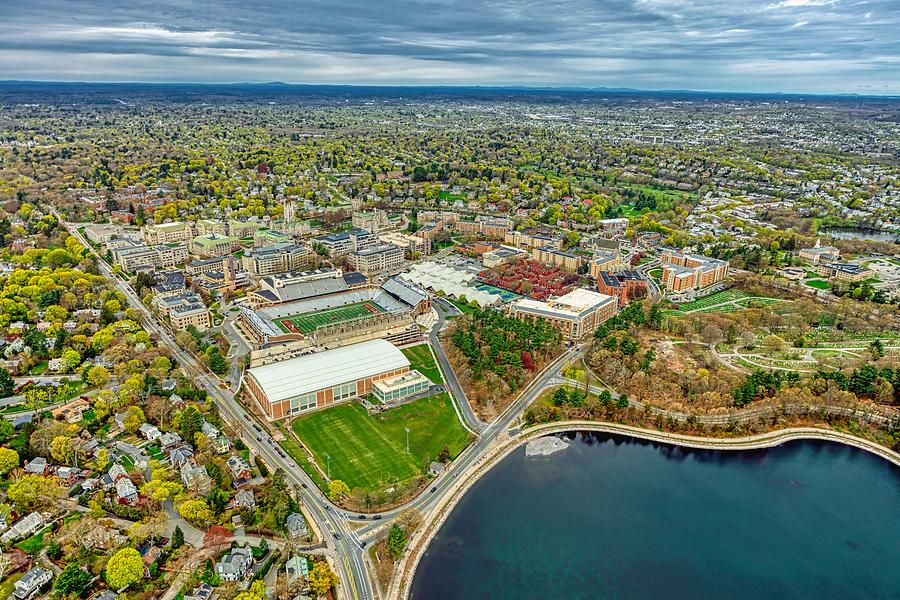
[1,79,899,100]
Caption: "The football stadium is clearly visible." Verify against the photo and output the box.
[238,272,431,358]
[274,300,387,334]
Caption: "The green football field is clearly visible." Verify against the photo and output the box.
[275,301,385,334]
[290,394,471,493]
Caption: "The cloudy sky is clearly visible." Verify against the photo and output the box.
[1,0,898,93]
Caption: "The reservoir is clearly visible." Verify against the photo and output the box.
[410,432,900,600]
[820,227,899,242]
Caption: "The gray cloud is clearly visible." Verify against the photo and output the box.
[0,0,898,92]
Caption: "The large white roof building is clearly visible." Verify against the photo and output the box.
[244,339,411,419]
[509,288,618,339]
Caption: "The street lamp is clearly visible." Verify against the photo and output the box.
[405,428,410,455]
[326,454,331,480]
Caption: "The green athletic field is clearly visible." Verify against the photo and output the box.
[290,394,471,493]
[275,301,385,334]
[401,344,444,384]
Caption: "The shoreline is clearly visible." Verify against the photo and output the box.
[391,422,900,599]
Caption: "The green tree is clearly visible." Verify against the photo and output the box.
[0,447,19,475]
[235,580,267,600]
[388,524,408,559]
[179,406,203,443]
[869,339,885,360]
[122,406,145,434]
[105,547,144,590]
[171,525,184,549]
[207,347,228,374]
[0,367,14,397]
[55,562,93,596]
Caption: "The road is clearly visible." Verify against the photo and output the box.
[428,297,484,432]
[57,210,581,599]
[57,213,373,599]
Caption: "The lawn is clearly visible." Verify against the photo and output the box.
[401,344,443,384]
[805,279,830,290]
[275,422,328,490]
[0,572,24,599]
[30,361,48,375]
[446,298,477,315]
[290,394,470,493]
[275,301,385,334]
[15,525,51,555]
[673,289,750,312]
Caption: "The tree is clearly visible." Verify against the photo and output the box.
[86,365,110,387]
[50,436,77,465]
[95,448,110,471]
[171,525,184,549]
[328,479,350,501]
[122,406,145,434]
[0,367,13,398]
[388,524,408,559]
[0,448,18,475]
[7,474,64,511]
[869,339,885,361]
[60,349,82,372]
[308,561,339,597]
[179,499,214,527]
[235,580,267,600]
[762,334,786,355]
[105,547,144,590]
[179,406,203,443]
[55,562,93,596]
[206,347,227,375]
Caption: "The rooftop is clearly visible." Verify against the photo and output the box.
[246,339,410,402]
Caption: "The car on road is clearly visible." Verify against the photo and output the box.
[358,515,366,519]
[301,483,308,489]
[430,487,437,493]
[372,515,382,520]
[333,533,341,540]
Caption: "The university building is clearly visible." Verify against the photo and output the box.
[509,288,618,339]
[596,271,647,305]
[660,249,729,292]
[244,339,415,419]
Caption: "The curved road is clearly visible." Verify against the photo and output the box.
[59,210,582,599]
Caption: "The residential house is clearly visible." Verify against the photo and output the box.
[12,567,52,600]
[285,555,310,584]
[216,546,253,582]
[50,398,91,424]
[23,457,48,476]
[230,489,255,510]
[158,432,183,451]
[0,513,44,545]
[286,513,308,540]
[139,423,162,441]
[180,463,213,496]
[116,478,138,505]
[226,455,252,488]
[168,446,194,468]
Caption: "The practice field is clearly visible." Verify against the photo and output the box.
[275,301,385,334]
[291,394,470,493]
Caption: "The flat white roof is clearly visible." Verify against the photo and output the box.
[247,339,409,403]
[513,288,615,319]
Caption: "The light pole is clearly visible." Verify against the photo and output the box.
[326,454,331,480]
[405,427,410,455]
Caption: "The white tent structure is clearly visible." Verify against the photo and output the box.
[399,262,500,306]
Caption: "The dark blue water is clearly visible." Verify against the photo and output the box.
[411,432,900,600]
